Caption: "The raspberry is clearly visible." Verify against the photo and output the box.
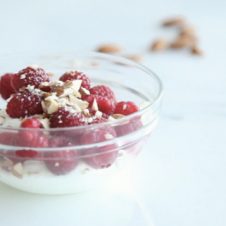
[115,118,142,137]
[6,89,43,118]
[49,107,86,128]
[86,110,108,124]
[16,118,48,159]
[84,95,116,115]
[80,128,118,169]
[45,137,79,175]
[114,101,139,115]
[0,73,16,99]
[60,71,91,90]
[21,118,43,129]
[12,66,49,91]
[90,85,116,100]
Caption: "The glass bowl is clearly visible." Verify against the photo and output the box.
[0,52,162,194]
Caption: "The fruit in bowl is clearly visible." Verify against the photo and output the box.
[0,53,162,194]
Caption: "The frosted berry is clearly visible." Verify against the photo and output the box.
[12,66,49,91]
[60,71,90,90]
[49,107,86,128]
[80,128,118,169]
[6,90,43,118]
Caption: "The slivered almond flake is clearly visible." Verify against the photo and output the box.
[68,95,89,111]
[42,99,59,114]
[81,87,90,95]
[12,163,24,178]
[97,44,122,54]
[91,98,99,111]
[112,114,124,119]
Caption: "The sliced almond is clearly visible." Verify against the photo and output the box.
[97,44,122,54]
[80,87,90,95]
[162,16,186,27]
[12,163,24,178]
[42,98,59,114]
[112,114,124,119]
[91,98,99,111]
[150,39,167,51]
[68,95,89,111]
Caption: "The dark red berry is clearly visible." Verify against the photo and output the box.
[0,73,16,99]
[12,66,49,91]
[115,118,142,137]
[90,85,116,100]
[80,128,118,169]
[45,137,79,175]
[60,71,91,90]
[114,101,139,115]
[49,107,86,128]
[84,95,116,115]
[6,89,43,118]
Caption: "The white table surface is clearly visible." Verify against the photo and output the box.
[0,0,226,225]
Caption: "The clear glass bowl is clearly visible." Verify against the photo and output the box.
[0,52,162,194]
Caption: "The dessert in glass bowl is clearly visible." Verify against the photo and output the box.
[0,52,162,194]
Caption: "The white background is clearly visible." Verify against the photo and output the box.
[0,0,226,226]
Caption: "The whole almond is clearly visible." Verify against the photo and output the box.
[162,16,186,27]
[97,44,122,53]
[125,54,143,62]
[170,35,195,49]
[151,38,167,51]
[191,46,203,56]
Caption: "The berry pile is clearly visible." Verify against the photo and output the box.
[0,66,141,175]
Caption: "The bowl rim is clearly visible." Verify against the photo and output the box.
[0,51,163,132]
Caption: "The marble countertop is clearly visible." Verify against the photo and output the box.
[0,0,225,225]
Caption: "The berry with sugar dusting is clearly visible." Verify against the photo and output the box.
[60,71,91,90]
[80,127,118,169]
[49,107,86,128]
[45,137,79,175]
[90,85,116,100]
[114,101,139,115]
[12,66,49,91]
[0,73,16,99]
[6,89,43,118]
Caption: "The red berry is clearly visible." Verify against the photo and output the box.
[80,128,118,169]
[12,66,49,91]
[60,71,91,90]
[6,89,43,118]
[49,107,86,128]
[84,95,116,115]
[0,73,16,99]
[17,118,48,159]
[45,137,79,175]
[90,85,116,100]
[115,118,142,137]
[114,101,139,115]
[21,118,43,129]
